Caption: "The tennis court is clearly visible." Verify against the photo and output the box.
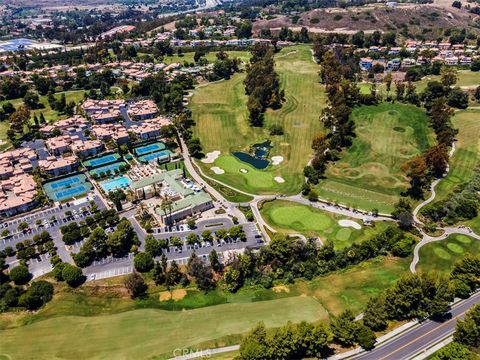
[84,153,121,169]
[89,161,127,177]
[138,150,173,163]
[134,142,166,156]
[43,174,92,202]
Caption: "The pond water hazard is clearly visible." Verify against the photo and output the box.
[232,140,272,169]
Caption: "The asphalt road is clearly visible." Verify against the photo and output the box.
[353,291,480,360]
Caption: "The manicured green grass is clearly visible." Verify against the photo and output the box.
[315,103,436,213]
[435,109,480,202]
[0,295,327,360]
[191,45,326,195]
[0,90,86,148]
[417,234,480,274]
[428,109,480,232]
[260,200,391,249]
[162,50,251,65]
[0,253,410,359]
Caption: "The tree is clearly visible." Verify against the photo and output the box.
[152,261,166,285]
[134,252,154,272]
[9,264,31,285]
[356,324,376,350]
[424,145,450,178]
[363,296,388,331]
[238,323,269,360]
[166,260,182,287]
[447,87,469,109]
[235,21,253,38]
[144,235,162,257]
[441,67,458,87]
[186,232,198,245]
[187,256,215,290]
[23,90,40,109]
[108,189,126,211]
[452,0,462,8]
[454,304,480,349]
[61,264,85,287]
[18,280,54,310]
[330,309,358,346]
[209,249,222,273]
[124,271,147,298]
[431,342,473,360]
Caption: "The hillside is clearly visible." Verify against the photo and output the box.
[253,4,480,38]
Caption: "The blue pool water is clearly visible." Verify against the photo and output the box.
[84,154,120,169]
[134,142,166,156]
[138,150,172,163]
[100,176,131,193]
[89,161,126,177]
[233,140,272,169]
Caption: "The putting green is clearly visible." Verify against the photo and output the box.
[417,235,480,273]
[433,247,452,260]
[335,228,352,242]
[315,103,435,213]
[260,200,390,249]
[447,242,464,254]
[456,235,472,244]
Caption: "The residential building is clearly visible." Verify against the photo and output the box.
[0,173,38,217]
[39,155,78,176]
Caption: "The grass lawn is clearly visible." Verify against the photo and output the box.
[315,103,436,214]
[0,90,86,149]
[0,293,327,360]
[161,50,251,65]
[417,234,480,274]
[191,45,326,195]
[260,199,391,249]
[427,109,480,232]
[0,253,410,359]
[435,109,480,202]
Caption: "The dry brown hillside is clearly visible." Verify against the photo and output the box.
[254,5,480,38]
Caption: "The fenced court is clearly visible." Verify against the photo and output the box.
[89,161,127,177]
[138,150,173,163]
[134,142,166,156]
[84,153,121,169]
[43,174,92,202]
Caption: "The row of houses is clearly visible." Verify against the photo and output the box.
[360,54,476,71]
[0,148,38,217]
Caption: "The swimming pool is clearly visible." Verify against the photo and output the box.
[138,150,173,163]
[84,154,121,169]
[89,161,127,177]
[43,174,92,202]
[134,142,166,156]
[100,176,131,193]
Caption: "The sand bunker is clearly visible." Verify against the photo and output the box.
[338,219,361,230]
[240,168,248,173]
[272,285,290,293]
[211,166,225,174]
[271,156,284,165]
[201,150,220,164]
[274,176,285,183]
[159,289,187,302]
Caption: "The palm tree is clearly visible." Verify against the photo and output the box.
[161,195,173,225]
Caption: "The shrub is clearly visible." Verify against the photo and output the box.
[9,265,31,285]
